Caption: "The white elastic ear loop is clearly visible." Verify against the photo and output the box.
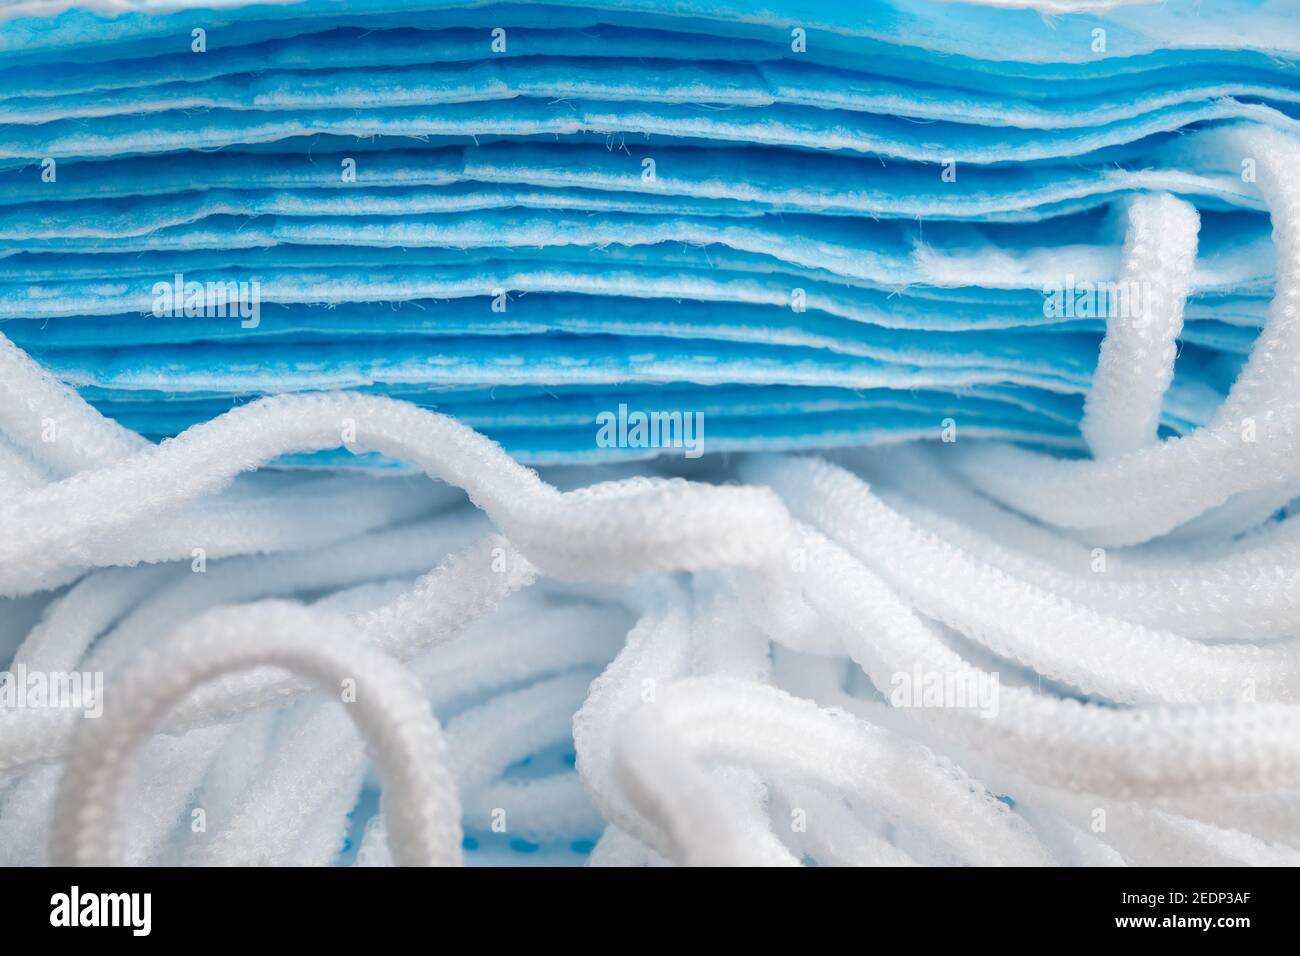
[946,126,1300,542]
[48,601,463,867]
[173,586,609,865]
[0,390,796,587]
[82,511,490,677]
[613,677,1054,866]
[1081,192,1199,459]
[0,532,533,772]
[769,783,919,867]
[0,433,46,495]
[794,524,1300,799]
[613,704,788,867]
[0,332,148,474]
[1212,125,1300,420]
[861,440,1300,594]
[746,454,1300,706]
[572,585,694,844]
[862,458,1300,641]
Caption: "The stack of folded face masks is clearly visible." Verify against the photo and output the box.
[1,0,1299,868]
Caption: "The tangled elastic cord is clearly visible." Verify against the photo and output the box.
[48,602,463,868]
[952,126,1300,544]
[1080,193,1200,459]
[3,123,1300,867]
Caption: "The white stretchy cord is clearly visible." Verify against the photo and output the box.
[586,824,664,867]
[0,433,47,494]
[1163,481,1300,545]
[465,776,604,844]
[13,564,176,673]
[575,577,802,863]
[0,388,799,588]
[613,707,791,867]
[681,573,804,866]
[572,581,695,844]
[1018,782,1300,866]
[1158,791,1300,849]
[868,439,1300,579]
[446,670,596,796]
[947,126,1300,543]
[196,702,367,867]
[0,532,532,771]
[1212,126,1300,421]
[0,333,148,474]
[0,534,478,855]
[613,677,1054,866]
[189,576,405,866]
[84,511,491,677]
[0,472,462,597]
[1081,192,1199,458]
[854,445,1300,641]
[770,783,920,867]
[746,454,1300,706]
[48,601,463,867]
[412,594,630,706]
[181,709,280,864]
[789,525,1300,799]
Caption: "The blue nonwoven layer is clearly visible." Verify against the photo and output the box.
[9,56,1300,132]
[3,0,1298,68]
[0,131,1268,224]
[6,23,1298,108]
[0,208,1274,319]
[0,0,1282,473]
[6,95,1295,165]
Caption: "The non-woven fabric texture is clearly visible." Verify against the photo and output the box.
[2,0,1300,870]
